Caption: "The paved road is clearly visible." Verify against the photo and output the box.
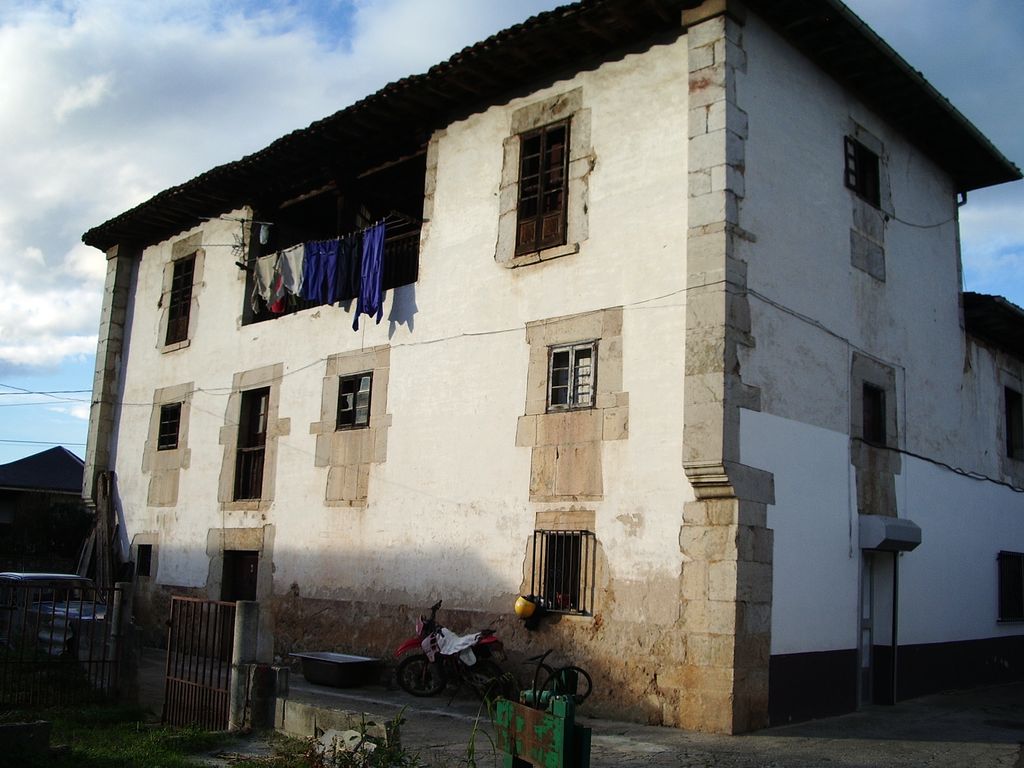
[141,649,1024,767]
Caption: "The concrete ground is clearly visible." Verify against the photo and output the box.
[140,648,1024,767]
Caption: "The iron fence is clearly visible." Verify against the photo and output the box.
[163,596,236,730]
[0,583,120,708]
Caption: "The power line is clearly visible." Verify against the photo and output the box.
[0,383,91,404]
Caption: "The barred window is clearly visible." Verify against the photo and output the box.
[165,255,195,345]
[530,529,596,615]
[548,342,595,412]
[998,551,1024,622]
[517,121,570,254]
[844,136,881,208]
[157,403,182,451]
[337,372,373,430]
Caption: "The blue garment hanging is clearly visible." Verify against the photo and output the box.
[353,223,386,330]
[302,239,340,304]
[336,234,361,301]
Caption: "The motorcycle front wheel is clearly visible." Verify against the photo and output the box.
[396,653,446,696]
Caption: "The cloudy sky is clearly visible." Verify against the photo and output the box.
[0,0,1021,466]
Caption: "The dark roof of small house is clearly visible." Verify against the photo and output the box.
[963,292,1024,361]
[82,0,1021,253]
[0,447,84,494]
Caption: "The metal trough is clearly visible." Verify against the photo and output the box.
[290,652,382,688]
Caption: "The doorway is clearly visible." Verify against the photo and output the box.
[859,552,896,705]
[221,550,259,602]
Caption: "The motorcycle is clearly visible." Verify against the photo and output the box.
[393,599,511,699]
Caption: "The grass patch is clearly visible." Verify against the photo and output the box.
[2,705,224,767]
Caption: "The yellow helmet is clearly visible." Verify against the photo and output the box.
[514,595,537,619]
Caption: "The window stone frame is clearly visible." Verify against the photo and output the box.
[517,308,627,502]
[999,368,1024,486]
[218,363,290,511]
[850,352,901,517]
[847,121,892,283]
[310,346,392,507]
[158,231,205,352]
[142,382,194,507]
[131,533,160,581]
[495,87,592,269]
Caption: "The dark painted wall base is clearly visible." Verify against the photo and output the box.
[770,634,1024,726]
[769,649,858,725]
[883,634,1024,701]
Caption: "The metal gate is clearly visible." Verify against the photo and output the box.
[0,581,121,708]
[163,596,236,729]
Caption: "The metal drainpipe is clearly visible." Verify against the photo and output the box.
[891,551,899,705]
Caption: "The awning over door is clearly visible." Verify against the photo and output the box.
[859,515,922,552]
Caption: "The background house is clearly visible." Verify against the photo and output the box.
[0,447,91,573]
[80,0,1022,733]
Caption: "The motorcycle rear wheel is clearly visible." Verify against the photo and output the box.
[465,658,513,701]
[396,653,446,697]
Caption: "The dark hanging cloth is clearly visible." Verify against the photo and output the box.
[353,223,387,330]
[336,234,361,301]
[302,239,340,304]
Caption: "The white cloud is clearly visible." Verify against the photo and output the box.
[54,73,113,122]
[47,403,92,420]
[0,334,96,368]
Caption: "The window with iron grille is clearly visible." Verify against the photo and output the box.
[844,136,881,208]
[1006,387,1023,460]
[530,529,596,615]
[998,551,1024,621]
[862,383,886,445]
[548,342,595,412]
[337,372,373,430]
[516,121,570,255]
[165,255,196,345]
[136,544,153,578]
[157,403,182,451]
[234,387,269,501]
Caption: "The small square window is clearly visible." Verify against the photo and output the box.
[157,403,182,451]
[998,551,1024,621]
[548,342,595,412]
[165,255,196,345]
[136,544,153,578]
[337,372,373,430]
[844,136,881,208]
[530,529,596,615]
[1005,387,1023,460]
[862,383,886,445]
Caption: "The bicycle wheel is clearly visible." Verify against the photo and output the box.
[396,653,446,697]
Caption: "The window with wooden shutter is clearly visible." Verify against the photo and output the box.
[165,255,195,345]
[234,387,270,500]
[516,121,570,255]
[157,403,182,451]
[844,136,881,208]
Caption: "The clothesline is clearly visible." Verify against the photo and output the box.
[252,220,389,330]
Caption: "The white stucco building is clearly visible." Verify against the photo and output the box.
[82,0,1022,732]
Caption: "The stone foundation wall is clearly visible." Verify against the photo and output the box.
[265,593,692,726]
